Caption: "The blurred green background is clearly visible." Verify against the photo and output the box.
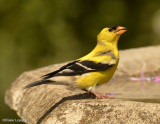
[1,0,160,122]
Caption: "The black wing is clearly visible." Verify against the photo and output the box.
[24,60,115,88]
[42,60,115,79]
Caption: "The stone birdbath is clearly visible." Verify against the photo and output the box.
[5,46,160,124]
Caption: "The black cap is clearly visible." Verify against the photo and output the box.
[108,25,118,32]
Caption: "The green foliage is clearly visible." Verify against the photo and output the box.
[0,0,160,120]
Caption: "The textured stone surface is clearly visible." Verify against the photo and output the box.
[5,45,160,124]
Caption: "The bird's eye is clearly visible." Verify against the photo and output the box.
[108,28,112,32]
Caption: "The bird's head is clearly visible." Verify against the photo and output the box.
[97,26,127,44]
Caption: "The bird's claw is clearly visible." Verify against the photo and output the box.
[95,91,114,99]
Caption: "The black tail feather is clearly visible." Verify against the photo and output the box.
[24,79,54,89]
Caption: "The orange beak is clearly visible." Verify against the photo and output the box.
[115,26,127,36]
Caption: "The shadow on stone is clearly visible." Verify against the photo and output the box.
[37,93,96,124]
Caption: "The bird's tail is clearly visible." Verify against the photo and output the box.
[24,79,54,89]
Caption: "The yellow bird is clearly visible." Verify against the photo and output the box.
[24,26,127,98]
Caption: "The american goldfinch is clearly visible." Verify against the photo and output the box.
[24,26,127,98]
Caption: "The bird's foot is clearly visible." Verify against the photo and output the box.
[94,91,114,99]
[82,89,114,99]
[81,88,114,99]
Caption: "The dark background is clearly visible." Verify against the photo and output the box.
[1,0,160,121]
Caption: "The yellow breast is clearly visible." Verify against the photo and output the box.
[76,61,118,88]
[76,42,119,88]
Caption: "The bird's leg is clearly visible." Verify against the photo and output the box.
[81,88,96,98]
